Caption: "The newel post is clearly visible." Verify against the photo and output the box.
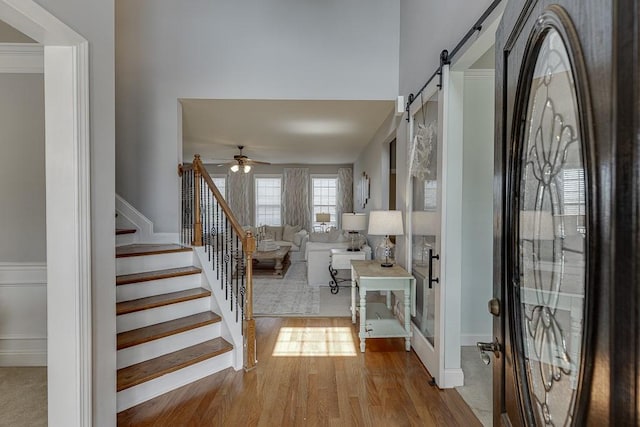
[244,230,257,370]
[192,155,203,246]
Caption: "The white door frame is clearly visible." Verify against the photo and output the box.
[0,2,91,426]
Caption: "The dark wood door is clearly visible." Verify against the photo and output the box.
[494,0,639,425]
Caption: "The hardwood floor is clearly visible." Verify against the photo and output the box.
[117,317,481,426]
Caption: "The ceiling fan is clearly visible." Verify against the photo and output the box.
[218,145,270,173]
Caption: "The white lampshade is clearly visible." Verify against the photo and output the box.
[411,211,438,236]
[230,164,239,172]
[368,210,404,236]
[342,213,367,231]
[316,212,330,223]
[243,164,251,173]
[519,210,554,240]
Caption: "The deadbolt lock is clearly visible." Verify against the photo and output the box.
[488,298,500,317]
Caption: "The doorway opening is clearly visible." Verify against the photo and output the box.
[453,43,496,426]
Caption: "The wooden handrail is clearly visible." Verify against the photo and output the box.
[192,155,246,240]
[177,162,194,175]
[180,154,256,371]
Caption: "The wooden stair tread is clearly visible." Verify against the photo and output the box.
[117,312,221,350]
[116,244,192,258]
[116,288,211,315]
[117,338,233,391]
[116,228,137,235]
[117,266,202,286]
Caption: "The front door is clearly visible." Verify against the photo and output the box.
[494,0,636,424]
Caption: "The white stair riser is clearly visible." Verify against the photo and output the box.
[117,297,210,333]
[117,351,233,412]
[116,252,193,275]
[116,233,138,247]
[117,323,221,369]
[116,274,202,302]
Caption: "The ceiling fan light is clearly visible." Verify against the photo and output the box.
[243,164,252,173]
[230,164,240,173]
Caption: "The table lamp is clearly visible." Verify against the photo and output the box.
[315,212,330,232]
[342,213,367,251]
[368,210,404,267]
[411,211,438,265]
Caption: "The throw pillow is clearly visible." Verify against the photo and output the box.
[327,228,342,242]
[335,230,349,242]
[309,232,330,243]
[282,224,302,242]
[265,225,283,241]
[293,230,306,247]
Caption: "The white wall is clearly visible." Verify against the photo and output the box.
[116,0,401,234]
[33,0,116,425]
[0,263,47,366]
[0,72,47,366]
[353,112,399,214]
[461,71,494,344]
[0,73,46,262]
[399,0,495,96]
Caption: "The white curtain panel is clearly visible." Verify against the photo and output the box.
[337,168,353,228]
[227,170,252,226]
[283,168,310,231]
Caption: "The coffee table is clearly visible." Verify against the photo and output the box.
[252,246,291,276]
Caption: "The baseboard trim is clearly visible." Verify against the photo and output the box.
[0,337,47,366]
[0,351,47,366]
[442,367,464,388]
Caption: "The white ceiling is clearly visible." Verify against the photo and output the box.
[181,99,395,165]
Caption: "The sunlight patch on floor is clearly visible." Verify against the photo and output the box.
[272,327,357,356]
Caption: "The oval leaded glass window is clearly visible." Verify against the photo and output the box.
[517,27,586,426]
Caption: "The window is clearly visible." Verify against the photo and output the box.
[212,176,226,200]
[198,176,225,215]
[255,176,282,225]
[562,168,585,216]
[423,180,437,211]
[312,177,337,230]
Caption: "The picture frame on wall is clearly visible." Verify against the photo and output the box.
[358,172,370,209]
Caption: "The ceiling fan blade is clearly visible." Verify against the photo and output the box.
[246,159,271,165]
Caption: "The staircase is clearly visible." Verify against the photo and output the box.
[115,236,235,412]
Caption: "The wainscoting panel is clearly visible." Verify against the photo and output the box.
[0,263,47,366]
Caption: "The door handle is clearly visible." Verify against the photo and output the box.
[476,339,501,365]
[428,248,439,288]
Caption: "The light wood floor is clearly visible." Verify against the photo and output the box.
[118,317,481,426]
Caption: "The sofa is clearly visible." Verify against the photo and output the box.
[305,229,371,286]
[245,224,309,262]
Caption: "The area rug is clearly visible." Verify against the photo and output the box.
[253,261,320,316]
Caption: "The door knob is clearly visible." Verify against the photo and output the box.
[476,340,501,365]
